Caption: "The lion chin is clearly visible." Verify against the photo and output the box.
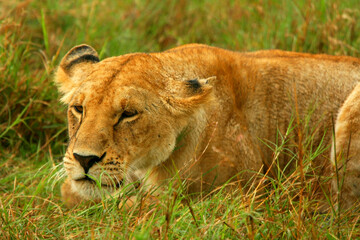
[55,43,360,209]
[60,178,104,207]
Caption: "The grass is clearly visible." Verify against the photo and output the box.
[1,0,360,239]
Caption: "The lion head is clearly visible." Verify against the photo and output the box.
[55,44,215,204]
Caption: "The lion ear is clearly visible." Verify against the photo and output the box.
[184,76,216,94]
[166,76,216,114]
[54,44,99,103]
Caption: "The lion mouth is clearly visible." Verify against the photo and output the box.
[75,176,123,188]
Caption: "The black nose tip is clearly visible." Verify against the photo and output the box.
[73,152,106,174]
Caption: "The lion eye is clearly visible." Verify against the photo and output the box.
[74,105,83,114]
[122,110,137,118]
[116,110,138,125]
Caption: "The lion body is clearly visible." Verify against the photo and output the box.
[55,44,360,207]
[332,82,360,208]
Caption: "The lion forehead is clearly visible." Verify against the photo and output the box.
[81,59,164,94]
[73,84,148,112]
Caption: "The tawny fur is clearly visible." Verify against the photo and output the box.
[55,44,360,208]
[332,82,360,209]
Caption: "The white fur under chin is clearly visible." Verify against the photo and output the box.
[71,179,108,201]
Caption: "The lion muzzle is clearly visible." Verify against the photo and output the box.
[73,152,106,174]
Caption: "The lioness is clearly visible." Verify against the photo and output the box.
[55,44,360,208]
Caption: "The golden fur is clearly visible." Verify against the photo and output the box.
[331,82,360,209]
[55,44,360,208]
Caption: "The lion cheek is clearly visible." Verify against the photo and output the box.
[129,138,176,171]
[147,139,176,167]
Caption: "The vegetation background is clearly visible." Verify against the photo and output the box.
[1,0,359,239]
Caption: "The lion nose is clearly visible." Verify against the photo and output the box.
[73,152,106,174]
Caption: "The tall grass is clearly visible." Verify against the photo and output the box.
[1,0,359,239]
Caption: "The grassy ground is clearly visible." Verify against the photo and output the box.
[1,0,360,239]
